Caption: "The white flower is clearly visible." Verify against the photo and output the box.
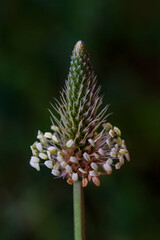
[31,142,36,149]
[116,137,122,146]
[44,160,53,169]
[53,162,60,170]
[37,130,47,144]
[51,125,60,132]
[110,152,117,158]
[114,126,121,136]
[125,152,130,161]
[70,156,78,164]
[109,129,115,138]
[78,168,87,174]
[72,173,78,182]
[31,149,38,156]
[52,134,59,143]
[51,169,60,176]
[119,156,124,165]
[36,142,43,152]
[30,156,40,171]
[89,170,98,177]
[88,139,95,147]
[98,148,105,156]
[119,149,128,155]
[93,153,99,159]
[44,132,52,139]
[83,152,90,161]
[65,165,72,174]
[37,130,43,139]
[103,162,112,172]
[57,156,63,162]
[39,153,48,160]
[110,148,117,158]
[105,123,113,131]
[48,146,57,152]
[66,139,74,148]
[115,144,119,150]
[47,151,51,159]
[60,161,67,168]
[47,146,57,159]
[115,162,121,169]
[30,156,40,162]
[30,144,38,156]
[57,151,64,162]
[106,139,112,148]
[91,162,98,171]
[106,158,113,165]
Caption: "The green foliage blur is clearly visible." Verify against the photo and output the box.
[0,0,160,239]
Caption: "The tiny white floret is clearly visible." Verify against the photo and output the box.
[78,168,87,174]
[106,139,112,148]
[47,146,57,159]
[53,162,60,170]
[114,126,121,136]
[106,158,113,165]
[30,156,40,171]
[44,160,53,169]
[66,139,74,148]
[110,151,117,158]
[44,132,52,139]
[109,129,115,138]
[91,162,98,171]
[51,125,60,132]
[103,162,112,172]
[83,152,91,161]
[37,131,47,144]
[37,130,43,139]
[57,156,63,162]
[51,169,60,176]
[39,153,48,160]
[98,148,105,156]
[89,170,98,177]
[52,134,59,143]
[105,123,113,131]
[60,161,67,168]
[115,162,121,169]
[36,142,43,152]
[125,152,130,161]
[57,151,64,162]
[88,139,95,147]
[119,156,124,165]
[30,145,38,156]
[65,165,73,174]
[93,153,99,159]
[70,156,78,164]
[119,149,128,155]
[110,147,117,158]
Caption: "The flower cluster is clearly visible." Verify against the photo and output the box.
[30,123,130,187]
[30,41,130,187]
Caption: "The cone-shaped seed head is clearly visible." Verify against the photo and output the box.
[64,41,101,144]
[30,40,130,187]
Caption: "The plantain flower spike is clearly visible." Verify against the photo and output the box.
[30,41,130,187]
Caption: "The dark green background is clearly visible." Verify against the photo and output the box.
[0,0,160,239]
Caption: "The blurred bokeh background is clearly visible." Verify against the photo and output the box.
[0,0,160,239]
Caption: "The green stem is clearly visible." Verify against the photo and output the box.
[73,181,85,240]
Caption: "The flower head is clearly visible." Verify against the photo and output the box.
[30,40,130,187]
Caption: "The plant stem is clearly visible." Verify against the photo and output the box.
[73,181,85,240]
